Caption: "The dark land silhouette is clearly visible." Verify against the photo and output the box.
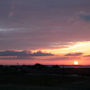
[0,64,90,89]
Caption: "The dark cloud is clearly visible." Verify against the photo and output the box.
[0,50,30,56]
[80,14,90,22]
[84,55,90,57]
[0,50,54,57]
[44,56,69,61]
[65,53,83,56]
[32,51,54,56]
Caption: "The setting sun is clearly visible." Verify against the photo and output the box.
[74,61,79,65]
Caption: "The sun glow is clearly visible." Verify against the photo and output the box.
[74,61,79,65]
[37,41,90,55]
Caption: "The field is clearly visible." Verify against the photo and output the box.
[0,77,90,90]
[0,65,90,90]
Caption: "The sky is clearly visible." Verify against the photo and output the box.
[0,0,90,65]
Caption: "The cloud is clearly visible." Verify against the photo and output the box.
[0,0,90,51]
[0,50,30,56]
[84,55,90,58]
[80,14,90,22]
[32,51,54,56]
[82,55,90,61]
[65,53,83,56]
[0,50,54,57]
[44,56,70,61]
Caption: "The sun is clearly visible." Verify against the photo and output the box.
[74,61,79,65]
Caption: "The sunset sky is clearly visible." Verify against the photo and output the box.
[0,0,90,65]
